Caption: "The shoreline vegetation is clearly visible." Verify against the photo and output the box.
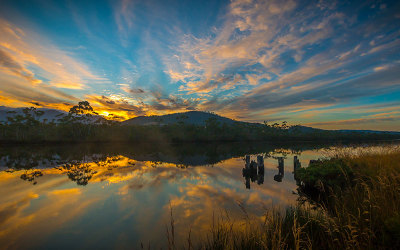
[164,146,400,249]
[1,102,399,143]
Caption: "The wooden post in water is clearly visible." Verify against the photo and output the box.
[293,156,301,183]
[293,156,301,171]
[278,157,284,168]
[274,157,284,182]
[257,155,264,174]
[257,155,264,167]
[257,155,264,184]
[278,157,284,176]
[245,155,250,169]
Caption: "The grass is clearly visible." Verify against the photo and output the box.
[165,145,400,249]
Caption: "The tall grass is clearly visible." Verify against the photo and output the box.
[327,145,400,248]
[166,145,400,249]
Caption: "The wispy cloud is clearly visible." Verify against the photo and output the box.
[114,0,136,46]
[160,0,400,129]
[306,116,400,127]
[0,18,108,107]
[167,0,341,94]
[0,19,106,89]
[0,48,41,84]
[0,0,399,129]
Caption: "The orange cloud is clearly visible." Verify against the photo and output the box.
[48,188,82,196]
[50,82,85,90]
[0,18,107,109]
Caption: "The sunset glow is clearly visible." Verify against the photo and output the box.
[0,0,399,130]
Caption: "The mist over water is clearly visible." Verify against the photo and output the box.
[0,141,397,249]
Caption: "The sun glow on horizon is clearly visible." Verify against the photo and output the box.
[0,0,399,130]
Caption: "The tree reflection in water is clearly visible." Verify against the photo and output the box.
[20,170,43,185]
[0,142,331,186]
[61,163,97,186]
[58,156,126,185]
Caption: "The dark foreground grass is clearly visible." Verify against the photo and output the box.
[163,145,400,249]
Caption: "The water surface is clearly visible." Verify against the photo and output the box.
[0,141,393,249]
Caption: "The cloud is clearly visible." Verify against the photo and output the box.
[0,0,399,130]
[306,116,400,126]
[119,84,146,95]
[207,64,400,122]
[149,86,199,111]
[0,48,41,84]
[374,65,389,71]
[0,18,115,112]
[0,192,39,227]
[85,86,202,120]
[49,82,85,90]
[114,0,136,45]
[0,18,107,101]
[48,188,81,196]
[86,94,146,119]
[0,74,81,110]
[167,0,342,94]
[30,102,41,106]
[158,0,400,129]
[149,94,199,111]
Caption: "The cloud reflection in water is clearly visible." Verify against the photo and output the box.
[0,143,332,248]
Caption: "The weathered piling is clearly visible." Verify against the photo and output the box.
[257,155,264,184]
[278,157,284,167]
[293,156,302,184]
[243,155,251,189]
[245,177,250,189]
[278,157,284,176]
[245,155,250,169]
[242,155,266,188]
[250,160,257,170]
[294,156,301,171]
[274,157,285,182]
[257,155,264,175]
[249,160,258,183]
[257,155,264,167]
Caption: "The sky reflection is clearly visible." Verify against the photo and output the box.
[1,142,397,248]
[0,146,313,248]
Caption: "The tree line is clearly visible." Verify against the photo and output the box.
[1,101,399,143]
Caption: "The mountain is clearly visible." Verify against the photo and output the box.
[336,129,400,135]
[123,111,400,135]
[288,125,323,133]
[0,106,67,123]
[288,125,400,135]
[1,106,399,136]
[122,111,242,126]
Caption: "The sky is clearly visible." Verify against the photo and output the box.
[0,0,399,130]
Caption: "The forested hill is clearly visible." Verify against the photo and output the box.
[1,106,399,136]
[1,105,400,143]
[122,111,245,126]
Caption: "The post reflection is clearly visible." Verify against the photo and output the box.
[242,155,264,189]
[273,157,285,182]
[0,142,336,249]
[241,155,291,188]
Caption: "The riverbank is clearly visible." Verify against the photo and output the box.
[1,122,399,144]
[167,145,400,249]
